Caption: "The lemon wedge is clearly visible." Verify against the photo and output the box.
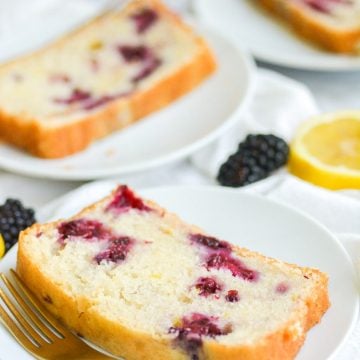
[288,111,360,190]
[0,234,5,259]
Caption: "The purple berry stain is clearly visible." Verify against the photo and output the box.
[117,45,162,83]
[106,185,151,213]
[57,218,136,265]
[58,219,113,244]
[132,57,162,83]
[94,236,134,264]
[169,313,230,359]
[303,0,351,13]
[131,8,158,34]
[118,45,150,62]
[190,233,259,282]
[225,290,240,302]
[190,234,231,251]
[276,282,290,294]
[53,88,91,105]
[206,252,259,282]
[195,277,222,297]
[53,86,130,111]
[82,94,117,111]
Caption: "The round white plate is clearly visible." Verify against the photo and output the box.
[0,183,358,360]
[0,25,254,180]
[195,0,360,71]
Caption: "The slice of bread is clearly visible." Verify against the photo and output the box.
[255,0,360,53]
[17,186,329,360]
[17,185,330,360]
[0,0,216,158]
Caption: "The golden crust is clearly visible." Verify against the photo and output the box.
[0,0,216,158]
[17,188,330,360]
[256,0,360,53]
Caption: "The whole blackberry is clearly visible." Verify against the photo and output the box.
[0,199,36,254]
[217,134,289,187]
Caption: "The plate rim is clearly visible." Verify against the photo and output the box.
[0,24,256,181]
[194,0,360,72]
[0,183,358,359]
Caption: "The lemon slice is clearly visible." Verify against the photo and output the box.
[0,234,5,259]
[289,111,360,190]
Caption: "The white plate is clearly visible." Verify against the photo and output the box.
[195,0,360,71]
[0,25,254,180]
[0,183,358,360]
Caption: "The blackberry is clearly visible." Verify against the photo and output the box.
[217,134,289,187]
[0,199,36,253]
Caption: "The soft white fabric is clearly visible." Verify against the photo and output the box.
[192,70,360,237]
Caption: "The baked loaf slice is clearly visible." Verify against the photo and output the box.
[17,185,330,360]
[255,0,360,53]
[0,0,216,158]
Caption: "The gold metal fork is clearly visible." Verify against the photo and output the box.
[0,270,116,359]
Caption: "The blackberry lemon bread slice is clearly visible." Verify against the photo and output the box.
[0,0,216,158]
[255,0,360,53]
[17,185,329,360]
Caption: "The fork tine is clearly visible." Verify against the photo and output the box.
[10,270,75,338]
[0,286,46,345]
[1,274,56,341]
[0,302,39,353]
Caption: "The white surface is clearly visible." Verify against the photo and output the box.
[0,0,110,62]
[0,25,254,180]
[0,184,358,360]
[259,64,360,111]
[194,0,360,71]
[0,0,187,62]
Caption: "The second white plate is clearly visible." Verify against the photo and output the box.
[195,0,360,71]
[0,23,254,180]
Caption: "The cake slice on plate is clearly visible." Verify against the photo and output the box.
[0,0,216,158]
[255,0,360,53]
[17,185,329,360]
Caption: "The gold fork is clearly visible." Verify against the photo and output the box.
[0,270,116,360]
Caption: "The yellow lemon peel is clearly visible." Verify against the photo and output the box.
[289,111,360,190]
[0,234,5,259]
